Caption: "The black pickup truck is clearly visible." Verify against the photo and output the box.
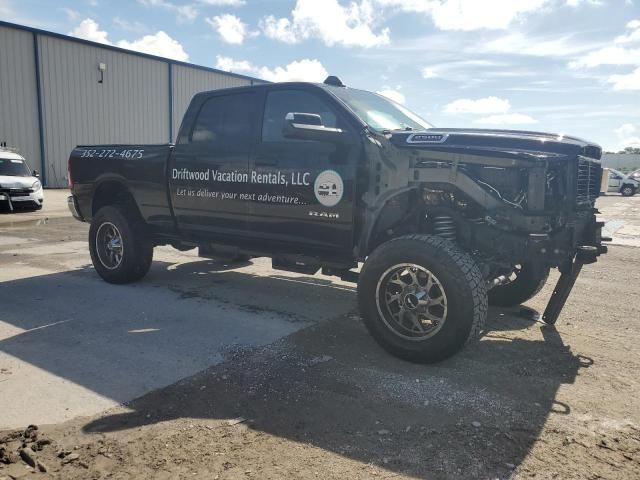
[68,76,607,363]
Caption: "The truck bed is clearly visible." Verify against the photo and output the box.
[68,144,174,229]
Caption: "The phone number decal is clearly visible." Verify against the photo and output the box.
[80,149,144,159]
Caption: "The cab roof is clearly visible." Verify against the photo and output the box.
[196,76,350,98]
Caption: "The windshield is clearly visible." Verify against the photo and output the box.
[327,87,433,132]
[0,158,31,177]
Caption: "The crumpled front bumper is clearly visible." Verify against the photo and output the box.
[0,188,44,210]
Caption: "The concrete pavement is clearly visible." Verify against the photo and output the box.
[0,212,355,428]
[0,188,71,227]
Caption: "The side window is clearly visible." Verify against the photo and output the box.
[191,93,255,145]
[262,90,338,143]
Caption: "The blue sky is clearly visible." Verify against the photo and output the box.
[2,0,639,150]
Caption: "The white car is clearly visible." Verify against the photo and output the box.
[0,150,44,211]
[602,168,639,197]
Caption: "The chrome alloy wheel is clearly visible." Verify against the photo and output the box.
[95,222,124,270]
[375,264,448,341]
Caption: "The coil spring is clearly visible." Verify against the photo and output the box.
[433,215,456,242]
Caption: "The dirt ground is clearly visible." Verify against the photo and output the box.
[1,194,639,479]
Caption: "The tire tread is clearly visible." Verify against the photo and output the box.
[358,234,488,363]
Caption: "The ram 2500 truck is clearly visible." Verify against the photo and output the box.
[67,76,607,363]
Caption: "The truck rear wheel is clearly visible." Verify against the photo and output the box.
[89,205,153,284]
[358,234,487,363]
[488,263,549,307]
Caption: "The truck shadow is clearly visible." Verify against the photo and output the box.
[0,260,588,478]
[82,308,588,478]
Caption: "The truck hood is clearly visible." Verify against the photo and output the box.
[389,128,602,161]
[0,175,38,189]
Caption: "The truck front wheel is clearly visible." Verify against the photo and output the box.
[488,263,549,307]
[89,205,153,284]
[358,234,487,363]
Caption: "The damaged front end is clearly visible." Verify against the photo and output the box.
[360,127,608,325]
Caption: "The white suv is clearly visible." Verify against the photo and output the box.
[0,150,44,211]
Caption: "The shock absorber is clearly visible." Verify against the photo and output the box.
[433,215,456,242]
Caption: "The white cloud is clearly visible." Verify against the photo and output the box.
[377,89,406,104]
[206,14,251,44]
[444,96,511,114]
[198,0,245,5]
[215,55,328,82]
[565,0,603,5]
[259,59,328,82]
[69,18,189,62]
[614,18,640,44]
[260,0,390,48]
[62,7,81,21]
[475,113,537,125]
[608,67,640,91]
[69,18,189,61]
[261,16,298,44]
[569,46,640,68]
[615,123,640,148]
[480,33,598,57]
[117,32,189,61]
[569,19,640,68]
[113,17,149,34]
[421,67,438,79]
[377,0,550,31]
[69,18,112,45]
[444,96,535,125]
[0,0,11,17]
[430,0,548,31]
[137,0,197,22]
[215,56,254,72]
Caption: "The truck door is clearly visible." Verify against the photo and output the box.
[249,87,359,253]
[169,91,257,236]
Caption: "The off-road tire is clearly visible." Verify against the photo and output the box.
[89,205,153,284]
[621,185,636,197]
[358,234,488,364]
[488,263,550,307]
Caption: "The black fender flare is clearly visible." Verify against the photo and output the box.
[357,186,418,258]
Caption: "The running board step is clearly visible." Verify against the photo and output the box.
[272,257,320,275]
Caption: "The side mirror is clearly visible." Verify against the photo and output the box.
[33,170,39,178]
[282,112,347,143]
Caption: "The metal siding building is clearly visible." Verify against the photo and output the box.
[601,154,640,170]
[0,27,41,174]
[0,21,262,187]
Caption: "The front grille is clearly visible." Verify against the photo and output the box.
[0,187,33,197]
[581,145,602,160]
[576,157,601,205]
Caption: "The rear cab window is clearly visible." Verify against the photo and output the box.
[190,92,257,148]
